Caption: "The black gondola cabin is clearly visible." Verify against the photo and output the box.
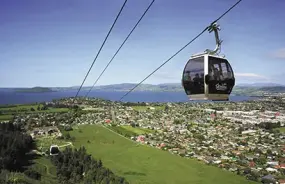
[182,53,235,101]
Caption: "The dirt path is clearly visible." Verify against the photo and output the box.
[58,142,73,148]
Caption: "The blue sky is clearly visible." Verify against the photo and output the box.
[1,0,285,87]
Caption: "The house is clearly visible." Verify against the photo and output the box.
[261,175,276,183]
[249,161,255,168]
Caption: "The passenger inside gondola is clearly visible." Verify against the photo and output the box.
[209,66,215,81]
[183,71,191,81]
[219,71,225,81]
[199,73,204,91]
[199,73,204,84]
[183,71,192,95]
[193,73,203,94]
[213,68,220,80]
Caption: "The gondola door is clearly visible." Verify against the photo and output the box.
[182,55,206,100]
[205,55,235,101]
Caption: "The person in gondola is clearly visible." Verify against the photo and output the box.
[193,73,200,93]
[219,70,225,81]
[183,71,191,81]
[213,68,220,80]
[209,66,215,81]
[183,71,192,95]
[199,73,204,93]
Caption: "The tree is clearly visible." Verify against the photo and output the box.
[30,107,35,111]
[65,133,71,140]
[247,171,259,182]
[164,105,169,112]
[24,169,41,180]
[41,105,48,111]
[173,119,181,124]
[267,149,273,156]
[257,157,267,165]
[51,147,129,184]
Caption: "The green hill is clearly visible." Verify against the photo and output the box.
[15,87,54,93]
[69,125,257,184]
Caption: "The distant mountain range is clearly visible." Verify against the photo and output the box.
[1,83,285,96]
[236,83,285,87]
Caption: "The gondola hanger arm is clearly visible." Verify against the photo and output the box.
[204,22,223,56]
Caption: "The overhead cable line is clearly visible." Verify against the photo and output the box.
[73,0,128,101]
[85,0,156,98]
[119,0,242,101]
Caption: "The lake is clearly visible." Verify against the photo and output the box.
[0,90,258,105]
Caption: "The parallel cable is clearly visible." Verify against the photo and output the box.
[73,0,128,101]
[119,0,242,101]
[85,0,156,98]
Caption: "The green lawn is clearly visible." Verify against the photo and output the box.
[132,105,165,111]
[109,125,137,137]
[0,104,42,111]
[277,127,285,133]
[0,114,13,120]
[70,125,256,184]
[0,104,69,121]
[0,104,69,113]
[121,125,155,135]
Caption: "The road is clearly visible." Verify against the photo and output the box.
[58,142,73,148]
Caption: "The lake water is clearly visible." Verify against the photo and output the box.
[0,90,259,105]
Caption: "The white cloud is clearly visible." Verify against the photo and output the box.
[235,73,268,79]
[271,48,285,59]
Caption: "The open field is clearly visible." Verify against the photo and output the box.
[0,104,69,113]
[69,124,256,184]
[121,125,155,135]
[277,127,285,133]
[109,125,155,138]
[109,125,137,137]
[0,104,69,121]
[132,105,165,111]
[0,114,13,120]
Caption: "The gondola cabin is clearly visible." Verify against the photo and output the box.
[50,144,60,156]
[182,53,235,101]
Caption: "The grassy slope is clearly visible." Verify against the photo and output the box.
[30,157,58,184]
[70,124,256,184]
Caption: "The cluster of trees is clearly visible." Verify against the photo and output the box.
[50,147,129,184]
[0,122,34,171]
[0,122,42,183]
[45,103,70,108]
[259,121,281,130]
[31,105,48,111]
[122,102,147,106]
